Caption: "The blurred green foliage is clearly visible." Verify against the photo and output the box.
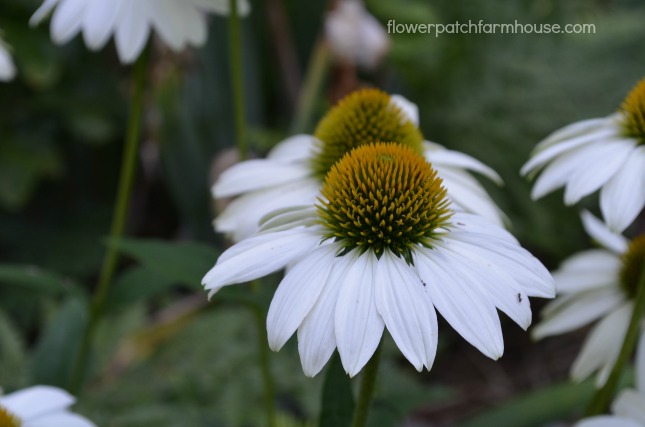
[0,0,644,426]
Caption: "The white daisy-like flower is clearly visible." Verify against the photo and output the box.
[521,78,645,233]
[29,0,251,64]
[203,143,554,377]
[532,210,645,386]
[0,36,16,82]
[0,385,96,427]
[575,336,645,427]
[213,88,506,242]
[325,0,390,69]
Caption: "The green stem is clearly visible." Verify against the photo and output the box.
[228,0,247,159]
[252,306,277,427]
[70,49,149,393]
[351,343,383,427]
[585,264,645,415]
[290,39,330,134]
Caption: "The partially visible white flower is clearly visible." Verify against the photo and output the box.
[30,0,251,64]
[575,335,645,427]
[0,385,96,427]
[204,143,554,377]
[533,211,645,387]
[522,78,645,233]
[325,0,389,69]
[213,89,506,242]
[0,36,16,82]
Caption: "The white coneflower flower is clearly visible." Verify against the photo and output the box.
[533,211,645,386]
[325,0,389,69]
[204,143,554,377]
[0,36,16,82]
[575,337,645,427]
[522,78,645,233]
[0,385,96,427]
[29,0,251,64]
[213,88,505,242]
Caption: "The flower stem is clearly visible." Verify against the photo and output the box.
[252,306,277,427]
[351,343,382,427]
[290,39,330,134]
[228,0,247,160]
[70,49,149,393]
[585,264,645,415]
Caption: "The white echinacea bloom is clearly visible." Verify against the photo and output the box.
[213,88,506,242]
[204,143,555,377]
[30,0,251,64]
[575,337,645,427]
[522,78,645,233]
[533,211,645,386]
[0,36,16,82]
[0,385,96,427]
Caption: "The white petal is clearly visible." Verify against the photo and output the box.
[425,143,503,185]
[148,0,187,51]
[554,249,621,294]
[26,411,96,427]
[389,95,419,125]
[601,146,645,232]
[0,42,16,82]
[267,135,318,163]
[522,126,620,175]
[415,248,504,359]
[563,140,635,205]
[570,303,631,383]
[258,206,318,232]
[267,244,338,351]
[30,0,61,26]
[297,250,358,377]
[534,116,616,152]
[0,386,74,421]
[613,389,645,424]
[82,0,120,49]
[50,0,86,44]
[212,160,312,198]
[581,210,629,254]
[374,251,438,371]
[202,227,322,296]
[114,0,151,64]
[532,287,625,339]
[575,416,642,427]
[335,251,385,377]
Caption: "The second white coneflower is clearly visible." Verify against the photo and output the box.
[204,143,554,377]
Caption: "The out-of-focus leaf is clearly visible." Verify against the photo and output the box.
[0,264,80,295]
[31,296,89,387]
[106,238,218,289]
[0,310,27,388]
[320,353,355,427]
[106,267,176,310]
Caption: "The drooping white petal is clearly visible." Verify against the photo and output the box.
[267,135,318,163]
[114,0,151,64]
[0,386,75,421]
[554,249,622,294]
[563,140,635,205]
[298,250,358,377]
[26,411,96,427]
[581,210,629,254]
[258,206,318,232]
[374,250,438,371]
[601,146,645,232]
[82,0,120,50]
[532,287,625,339]
[415,247,504,359]
[425,143,503,185]
[521,126,620,175]
[30,0,61,26]
[212,160,312,198]
[202,227,322,296]
[575,416,642,427]
[267,244,338,351]
[148,0,188,50]
[612,389,645,424]
[533,116,617,152]
[389,95,419,125]
[335,250,384,377]
[570,303,631,383]
[50,0,86,44]
[0,40,16,82]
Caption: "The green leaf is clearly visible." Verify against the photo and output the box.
[320,352,355,427]
[106,267,177,310]
[31,296,89,388]
[0,264,80,295]
[0,310,27,388]
[106,238,218,289]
